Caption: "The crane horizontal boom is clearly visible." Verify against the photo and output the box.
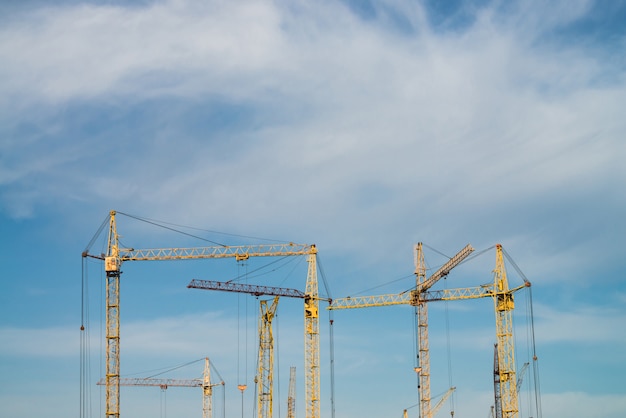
[188,279,306,298]
[96,377,217,388]
[327,292,412,309]
[85,243,316,263]
[418,283,528,303]
[328,243,474,310]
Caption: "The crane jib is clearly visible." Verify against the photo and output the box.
[116,243,315,262]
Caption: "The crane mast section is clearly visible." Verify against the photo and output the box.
[287,367,296,418]
[258,297,280,418]
[188,279,306,298]
[304,253,321,418]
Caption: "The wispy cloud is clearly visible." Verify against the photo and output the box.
[532,302,626,345]
[0,325,78,357]
[2,0,623,237]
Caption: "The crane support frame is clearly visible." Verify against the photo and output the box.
[304,253,321,418]
[257,297,280,418]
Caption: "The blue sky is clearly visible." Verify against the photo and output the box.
[1,0,625,417]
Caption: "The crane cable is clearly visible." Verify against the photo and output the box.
[236,260,250,405]
[80,256,92,418]
[116,211,294,244]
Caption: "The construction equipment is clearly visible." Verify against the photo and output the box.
[257,297,280,418]
[402,387,455,418]
[83,210,321,418]
[96,358,222,418]
[188,279,330,418]
[188,279,306,298]
[516,362,530,393]
[493,344,530,417]
[288,366,296,418]
[417,244,530,418]
[493,345,502,418]
[329,243,474,418]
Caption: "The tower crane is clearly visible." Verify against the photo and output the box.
[188,279,330,418]
[82,210,321,418]
[493,345,502,418]
[416,244,530,418]
[96,358,223,418]
[257,296,280,418]
[492,344,530,418]
[403,387,456,418]
[288,366,296,418]
[328,243,474,418]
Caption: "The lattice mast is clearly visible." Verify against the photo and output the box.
[288,366,296,418]
[304,251,320,418]
[203,357,214,418]
[257,297,280,418]
[493,344,503,418]
[493,244,519,418]
[104,212,121,418]
[414,243,431,418]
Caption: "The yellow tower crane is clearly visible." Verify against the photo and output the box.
[96,358,223,418]
[257,296,280,418]
[187,279,330,418]
[82,210,321,418]
[328,243,474,418]
[418,244,530,418]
